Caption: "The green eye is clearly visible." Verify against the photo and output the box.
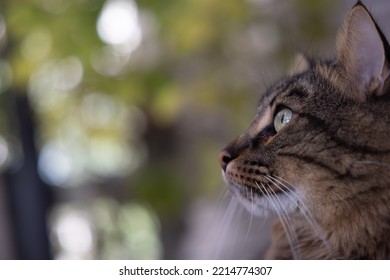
[274,108,293,132]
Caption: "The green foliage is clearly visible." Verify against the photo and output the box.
[0,0,341,259]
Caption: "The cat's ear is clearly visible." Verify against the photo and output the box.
[288,53,311,76]
[336,2,390,101]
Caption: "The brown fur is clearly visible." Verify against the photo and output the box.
[219,2,390,259]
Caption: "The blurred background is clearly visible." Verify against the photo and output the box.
[0,0,388,259]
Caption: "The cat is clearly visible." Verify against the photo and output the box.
[219,1,390,259]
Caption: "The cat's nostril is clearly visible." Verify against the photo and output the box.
[219,149,234,172]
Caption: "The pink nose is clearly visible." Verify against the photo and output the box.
[219,149,234,172]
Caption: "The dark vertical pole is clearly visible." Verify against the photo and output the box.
[6,92,52,259]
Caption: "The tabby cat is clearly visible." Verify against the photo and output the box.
[219,2,390,259]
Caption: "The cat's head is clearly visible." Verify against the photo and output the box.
[219,2,390,221]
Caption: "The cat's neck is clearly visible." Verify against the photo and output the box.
[268,188,390,259]
[324,189,390,259]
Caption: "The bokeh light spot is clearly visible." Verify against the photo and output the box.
[97,0,142,54]
[38,142,72,186]
[21,29,52,61]
[51,206,94,259]
[0,136,10,170]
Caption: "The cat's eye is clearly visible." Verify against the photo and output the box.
[274,108,293,132]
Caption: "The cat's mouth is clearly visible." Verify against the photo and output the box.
[223,171,289,199]
[223,172,297,216]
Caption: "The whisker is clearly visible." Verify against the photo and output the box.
[329,190,350,210]
[254,180,299,259]
[227,58,272,92]
[266,175,314,219]
[266,175,333,255]
[215,189,231,213]
[265,182,301,259]
[241,188,255,248]
[268,175,319,221]
[213,195,240,259]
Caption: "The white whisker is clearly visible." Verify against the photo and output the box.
[213,195,240,259]
[241,188,255,248]
[267,175,333,255]
[254,181,300,259]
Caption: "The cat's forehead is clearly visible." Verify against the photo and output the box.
[258,72,318,112]
[248,73,313,136]
[250,66,339,137]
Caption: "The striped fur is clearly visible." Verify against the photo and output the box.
[220,2,390,259]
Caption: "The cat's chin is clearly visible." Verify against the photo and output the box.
[223,172,297,217]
